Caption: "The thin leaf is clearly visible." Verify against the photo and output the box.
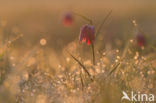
[95,10,112,38]
[72,12,93,25]
[66,50,93,81]
[80,72,84,90]
[107,62,120,77]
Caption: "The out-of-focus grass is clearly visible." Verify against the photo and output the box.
[0,1,156,103]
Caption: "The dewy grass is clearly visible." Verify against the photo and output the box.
[0,8,156,103]
[66,50,93,81]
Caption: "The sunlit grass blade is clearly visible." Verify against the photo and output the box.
[0,34,23,59]
[132,20,147,35]
[132,19,149,40]
[72,12,93,25]
[66,50,93,80]
[107,62,120,77]
[95,10,112,39]
[122,41,130,59]
[6,33,23,47]
[80,72,84,90]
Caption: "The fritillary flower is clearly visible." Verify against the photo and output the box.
[79,24,95,65]
[63,13,73,27]
[136,34,146,47]
[79,24,95,45]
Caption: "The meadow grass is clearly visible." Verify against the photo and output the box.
[0,12,156,103]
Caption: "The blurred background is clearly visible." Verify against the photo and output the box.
[0,1,156,103]
[0,0,156,51]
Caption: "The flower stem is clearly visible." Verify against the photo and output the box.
[72,12,93,25]
[91,43,95,65]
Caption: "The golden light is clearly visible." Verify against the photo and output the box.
[40,38,47,46]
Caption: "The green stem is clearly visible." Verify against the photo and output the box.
[72,12,93,25]
[91,43,95,65]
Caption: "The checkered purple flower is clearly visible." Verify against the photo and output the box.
[79,24,95,45]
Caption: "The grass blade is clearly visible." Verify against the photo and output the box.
[66,50,93,80]
[95,10,112,39]
[80,72,84,90]
[107,62,120,77]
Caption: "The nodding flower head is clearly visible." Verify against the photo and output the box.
[63,13,73,26]
[136,34,146,47]
[79,24,95,45]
